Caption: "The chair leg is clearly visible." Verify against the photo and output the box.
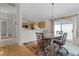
[41,48,46,56]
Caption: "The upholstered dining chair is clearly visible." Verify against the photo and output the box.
[52,32,69,56]
[53,33,67,45]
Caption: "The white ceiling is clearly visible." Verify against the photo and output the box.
[0,3,17,15]
[21,3,53,18]
[53,3,79,16]
[21,3,79,21]
[0,3,79,21]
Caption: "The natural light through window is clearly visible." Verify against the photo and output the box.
[54,23,73,41]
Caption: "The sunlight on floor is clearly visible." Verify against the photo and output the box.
[0,50,3,55]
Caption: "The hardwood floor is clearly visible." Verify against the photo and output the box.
[0,44,35,56]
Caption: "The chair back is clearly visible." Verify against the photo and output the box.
[36,33,44,49]
[62,33,67,45]
[62,33,67,39]
[56,31,63,36]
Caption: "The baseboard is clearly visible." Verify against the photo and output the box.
[0,39,17,47]
[18,40,37,46]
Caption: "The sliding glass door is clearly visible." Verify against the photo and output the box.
[62,23,73,40]
[54,19,73,41]
[54,20,62,36]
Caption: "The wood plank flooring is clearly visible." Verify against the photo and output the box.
[0,44,35,56]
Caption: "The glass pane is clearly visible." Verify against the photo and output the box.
[62,23,73,40]
[54,20,62,36]
[54,24,61,36]
[1,21,7,39]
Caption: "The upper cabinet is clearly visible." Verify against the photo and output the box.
[22,21,45,30]
[38,21,45,29]
[22,23,34,29]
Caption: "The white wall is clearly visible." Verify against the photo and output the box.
[0,13,10,20]
[20,30,37,44]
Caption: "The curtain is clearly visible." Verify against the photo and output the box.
[72,15,78,38]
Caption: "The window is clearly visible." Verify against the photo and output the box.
[54,20,73,41]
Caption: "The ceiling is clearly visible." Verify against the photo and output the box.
[0,3,17,15]
[0,3,79,21]
[53,3,79,17]
[21,3,53,19]
[21,3,79,21]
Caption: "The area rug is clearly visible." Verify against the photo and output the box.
[64,42,79,56]
[24,41,45,56]
[25,41,78,56]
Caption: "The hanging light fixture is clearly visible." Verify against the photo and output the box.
[51,3,54,20]
[49,3,54,21]
[50,3,55,34]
